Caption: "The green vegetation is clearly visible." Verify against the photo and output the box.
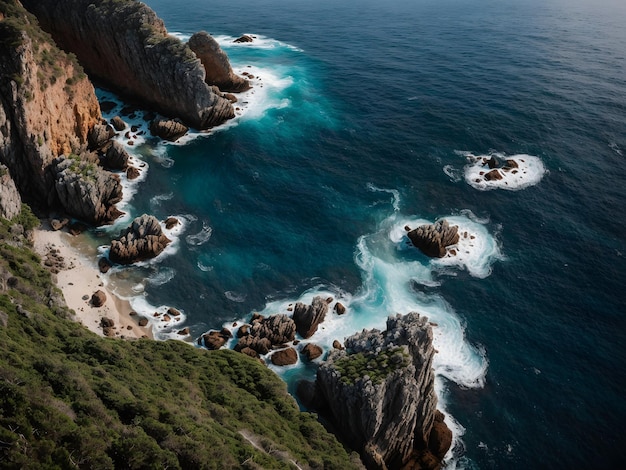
[334,347,409,385]
[10,204,40,231]
[0,218,359,469]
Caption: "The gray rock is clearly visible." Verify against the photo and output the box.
[149,118,188,141]
[293,296,329,339]
[407,219,459,258]
[100,141,130,170]
[0,165,22,220]
[109,214,170,265]
[110,116,126,131]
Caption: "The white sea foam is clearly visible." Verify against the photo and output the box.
[146,266,176,286]
[225,291,247,303]
[185,221,213,246]
[366,183,401,212]
[460,151,547,191]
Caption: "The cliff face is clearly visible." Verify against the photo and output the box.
[0,164,21,220]
[22,0,235,129]
[315,313,451,470]
[0,1,122,225]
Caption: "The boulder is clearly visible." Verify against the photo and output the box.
[407,219,459,258]
[332,339,343,350]
[100,141,130,170]
[484,169,503,181]
[164,217,179,230]
[100,317,114,328]
[188,32,250,92]
[149,118,188,141]
[177,327,190,335]
[50,218,69,231]
[486,155,500,169]
[110,116,126,131]
[126,166,140,180]
[108,214,171,264]
[271,347,298,366]
[138,317,148,327]
[201,330,230,350]
[98,257,112,274]
[292,296,329,339]
[91,290,106,307]
[167,307,181,317]
[301,343,323,361]
[234,35,254,43]
[334,302,346,315]
[234,314,296,355]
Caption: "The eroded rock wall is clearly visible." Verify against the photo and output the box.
[22,0,235,129]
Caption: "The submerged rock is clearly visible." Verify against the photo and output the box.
[109,214,170,264]
[313,312,451,470]
[407,219,459,258]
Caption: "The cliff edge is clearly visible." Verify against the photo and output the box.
[21,0,235,129]
[313,313,452,470]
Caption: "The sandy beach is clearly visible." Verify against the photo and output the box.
[33,222,152,340]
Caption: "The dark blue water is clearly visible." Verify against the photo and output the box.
[101,0,626,467]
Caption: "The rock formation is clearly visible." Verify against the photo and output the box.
[234,314,296,356]
[314,312,451,470]
[188,32,250,92]
[0,165,22,220]
[0,3,105,219]
[406,220,459,258]
[293,296,330,339]
[99,141,130,171]
[301,343,323,361]
[109,215,171,265]
[149,118,189,142]
[22,0,236,129]
[271,347,298,366]
[52,155,123,225]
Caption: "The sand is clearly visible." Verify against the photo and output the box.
[33,223,152,340]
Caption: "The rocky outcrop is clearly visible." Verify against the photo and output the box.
[22,0,235,129]
[52,156,123,225]
[406,220,459,258]
[301,343,323,361]
[188,32,250,93]
[293,296,329,339]
[100,141,130,171]
[271,347,298,366]
[234,314,296,356]
[109,215,171,265]
[234,35,254,43]
[0,165,22,220]
[149,118,188,142]
[0,3,104,217]
[314,312,451,470]
[200,328,232,350]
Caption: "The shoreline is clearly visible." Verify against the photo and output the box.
[33,221,153,340]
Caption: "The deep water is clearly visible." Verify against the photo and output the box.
[96,0,626,467]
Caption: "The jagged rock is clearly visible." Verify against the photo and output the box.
[162,314,171,322]
[164,217,179,230]
[201,329,230,350]
[334,302,346,315]
[407,219,459,258]
[50,218,69,231]
[149,118,189,141]
[223,93,237,103]
[314,312,450,470]
[52,155,123,225]
[428,410,453,461]
[486,155,500,169]
[293,296,329,338]
[188,32,250,93]
[484,169,503,181]
[237,325,250,338]
[109,214,170,264]
[332,340,344,350]
[88,123,115,150]
[167,307,181,317]
[234,35,254,43]
[98,257,112,274]
[271,347,298,366]
[0,165,22,220]
[91,290,106,307]
[234,314,296,355]
[110,116,126,131]
[177,327,190,335]
[23,0,235,129]
[100,141,130,170]
[126,166,140,180]
[301,343,323,361]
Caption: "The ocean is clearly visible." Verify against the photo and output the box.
[91,0,626,467]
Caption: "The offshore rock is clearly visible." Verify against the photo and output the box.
[100,141,130,171]
[293,296,329,339]
[271,347,298,366]
[234,35,254,43]
[110,116,126,132]
[315,312,451,470]
[301,343,323,361]
[149,118,189,142]
[109,214,170,265]
[52,156,123,225]
[0,3,103,214]
[0,165,22,220]
[22,0,235,129]
[234,314,296,355]
[407,219,459,258]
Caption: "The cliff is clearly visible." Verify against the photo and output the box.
[0,0,122,225]
[21,0,235,129]
[314,313,452,470]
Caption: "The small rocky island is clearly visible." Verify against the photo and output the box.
[406,220,459,258]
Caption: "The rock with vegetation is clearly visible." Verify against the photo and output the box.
[0,217,362,469]
[52,155,123,225]
[0,164,22,220]
[22,0,235,129]
[314,312,451,470]
[188,31,250,92]
[109,214,170,265]
[293,296,329,339]
[0,1,105,217]
[406,219,459,258]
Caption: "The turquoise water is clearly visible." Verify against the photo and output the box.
[96,0,626,467]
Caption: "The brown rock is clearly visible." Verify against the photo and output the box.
[239,347,259,359]
[301,343,323,361]
[484,169,503,181]
[271,347,298,366]
[486,155,500,169]
[50,218,69,231]
[91,290,106,307]
[110,116,126,131]
[109,214,171,264]
[504,159,519,169]
[126,166,140,180]
[177,327,190,335]
[334,302,346,315]
[293,296,329,339]
[138,317,148,327]
[98,257,112,274]
[234,35,254,43]
[237,324,250,338]
[407,219,460,258]
[428,411,453,460]
[100,317,114,328]
[100,141,130,170]
[332,340,343,350]
[202,330,229,350]
[164,217,179,230]
[162,314,171,322]
[167,307,181,316]
[150,118,188,141]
